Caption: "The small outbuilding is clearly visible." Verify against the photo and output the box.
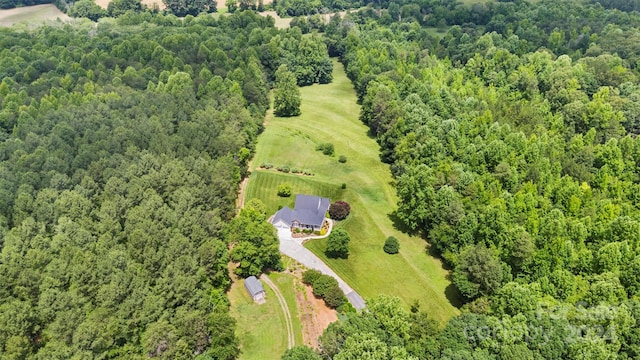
[244,276,266,304]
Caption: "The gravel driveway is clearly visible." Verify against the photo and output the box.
[276,225,366,310]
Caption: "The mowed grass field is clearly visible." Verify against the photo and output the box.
[269,272,304,346]
[0,4,69,27]
[228,273,302,360]
[246,59,460,324]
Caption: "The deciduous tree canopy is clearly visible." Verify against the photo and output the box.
[325,228,350,258]
[273,64,302,117]
[0,11,287,358]
[310,0,640,358]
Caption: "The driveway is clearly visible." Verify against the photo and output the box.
[277,226,366,310]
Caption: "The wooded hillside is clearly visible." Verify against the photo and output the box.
[0,11,333,358]
[306,0,640,358]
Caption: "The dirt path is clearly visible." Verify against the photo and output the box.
[261,274,294,350]
[293,278,337,348]
[236,159,252,210]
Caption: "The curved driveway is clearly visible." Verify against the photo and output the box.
[276,225,366,310]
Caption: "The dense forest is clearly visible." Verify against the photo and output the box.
[0,11,332,358]
[4,0,640,358]
[288,0,640,358]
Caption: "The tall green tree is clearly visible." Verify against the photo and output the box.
[282,345,322,360]
[228,200,282,276]
[273,64,301,117]
[325,228,350,258]
[163,0,217,16]
[68,0,107,21]
[453,245,504,300]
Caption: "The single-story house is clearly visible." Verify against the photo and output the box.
[271,194,330,231]
[245,276,266,304]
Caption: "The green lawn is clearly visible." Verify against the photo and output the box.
[246,59,460,324]
[269,272,304,346]
[229,273,302,360]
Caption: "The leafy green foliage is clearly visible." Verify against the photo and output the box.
[301,270,346,309]
[338,155,347,163]
[313,2,640,358]
[317,295,437,359]
[315,142,335,156]
[282,345,322,360]
[68,0,107,20]
[0,0,50,9]
[162,0,216,16]
[273,0,361,17]
[0,11,286,358]
[277,183,292,197]
[302,269,322,285]
[274,65,302,117]
[107,0,142,16]
[325,228,350,258]
[228,199,282,277]
[383,236,399,254]
[453,245,504,300]
[263,32,333,86]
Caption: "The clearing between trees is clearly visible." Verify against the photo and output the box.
[0,4,68,27]
[245,59,460,324]
[228,272,303,360]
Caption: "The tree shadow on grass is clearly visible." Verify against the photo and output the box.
[366,127,377,140]
[386,211,465,309]
[444,283,464,309]
[387,211,421,236]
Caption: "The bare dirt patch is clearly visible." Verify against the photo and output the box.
[0,4,69,27]
[292,276,338,348]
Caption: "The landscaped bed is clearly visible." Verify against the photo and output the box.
[291,219,331,238]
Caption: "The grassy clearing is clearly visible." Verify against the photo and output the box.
[246,172,343,216]
[229,273,301,360]
[0,4,69,27]
[246,59,460,324]
[269,272,304,345]
[261,10,292,29]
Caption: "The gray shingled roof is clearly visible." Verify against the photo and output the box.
[244,276,265,297]
[272,206,294,227]
[271,194,330,228]
[294,194,330,227]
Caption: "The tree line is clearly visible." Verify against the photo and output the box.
[286,0,640,358]
[0,10,331,358]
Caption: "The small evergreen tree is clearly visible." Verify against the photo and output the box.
[277,183,292,197]
[323,286,346,308]
[273,65,301,117]
[383,236,399,254]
